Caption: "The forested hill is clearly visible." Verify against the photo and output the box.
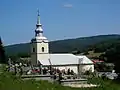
[5,34,120,56]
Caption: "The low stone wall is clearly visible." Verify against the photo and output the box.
[63,84,98,88]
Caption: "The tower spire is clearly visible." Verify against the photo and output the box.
[37,9,40,24]
[35,10,43,37]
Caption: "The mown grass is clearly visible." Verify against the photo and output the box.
[0,66,120,90]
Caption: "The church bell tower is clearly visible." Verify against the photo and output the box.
[31,10,49,66]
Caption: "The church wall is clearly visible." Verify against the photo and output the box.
[52,65,78,74]
[37,42,49,53]
[31,54,37,65]
[51,65,94,74]
[30,42,49,65]
[37,54,50,61]
[31,42,37,54]
[31,43,37,65]
[79,64,94,73]
[30,41,49,65]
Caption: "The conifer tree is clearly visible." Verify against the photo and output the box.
[0,37,6,64]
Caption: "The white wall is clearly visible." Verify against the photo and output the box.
[55,65,94,74]
[37,42,49,53]
[37,54,50,61]
[31,39,49,66]
[53,66,78,74]
[79,65,94,73]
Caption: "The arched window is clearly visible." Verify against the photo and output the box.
[33,48,35,52]
[42,47,44,52]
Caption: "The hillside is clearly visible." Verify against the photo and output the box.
[86,37,120,73]
[5,34,120,56]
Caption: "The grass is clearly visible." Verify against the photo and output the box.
[0,65,120,90]
[86,51,103,58]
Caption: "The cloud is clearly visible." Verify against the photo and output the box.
[63,4,73,8]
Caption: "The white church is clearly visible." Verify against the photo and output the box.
[30,12,94,74]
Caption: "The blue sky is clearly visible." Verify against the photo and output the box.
[0,0,120,45]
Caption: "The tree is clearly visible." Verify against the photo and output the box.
[103,43,120,73]
[17,53,30,58]
[8,55,18,64]
[0,37,7,64]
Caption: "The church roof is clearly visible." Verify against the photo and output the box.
[39,54,93,66]
[35,36,48,40]
[31,36,48,43]
[76,55,93,64]
[49,54,78,65]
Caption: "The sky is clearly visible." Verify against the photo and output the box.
[0,0,120,45]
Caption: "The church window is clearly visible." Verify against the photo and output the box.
[42,47,44,52]
[33,48,35,52]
